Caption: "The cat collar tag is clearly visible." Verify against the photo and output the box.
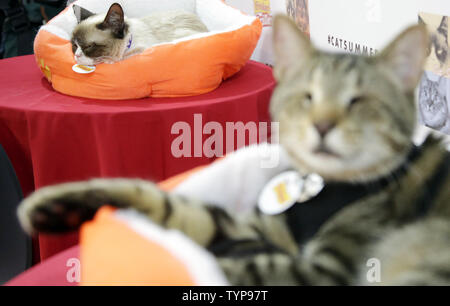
[72,64,96,74]
[258,171,325,215]
[258,171,303,215]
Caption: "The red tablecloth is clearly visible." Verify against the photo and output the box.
[0,55,275,261]
[6,245,80,286]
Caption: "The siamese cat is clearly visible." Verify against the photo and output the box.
[71,3,208,65]
[419,15,448,68]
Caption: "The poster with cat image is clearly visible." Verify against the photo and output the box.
[307,0,450,135]
[286,0,310,38]
[308,0,449,52]
[225,0,312,64]
[419,71,450,134]
[419,12,450,78]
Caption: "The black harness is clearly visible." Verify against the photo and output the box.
[286,145,450,246]
[210,144,450,256]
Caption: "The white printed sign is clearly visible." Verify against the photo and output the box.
[228,0,450,134]
[308,0,450,134]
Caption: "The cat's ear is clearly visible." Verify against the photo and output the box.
[378,25,429,92]
[98,3,126,38]
[438,17,448,32]
[73,5,95,24]
[418,16,432,57]
[418,15,425,26]
[272,15,315,81]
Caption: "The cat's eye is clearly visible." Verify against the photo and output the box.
[348,96,364,108]
[85,43,98,50]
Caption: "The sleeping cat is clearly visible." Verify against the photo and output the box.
[419,73,449,130]
[71,3,208,65]
[18,16,450,285]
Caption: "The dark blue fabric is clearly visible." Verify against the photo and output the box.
[286,145,424,246]
[0,144,31,284]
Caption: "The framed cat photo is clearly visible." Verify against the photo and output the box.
[419,12,450,135]
[286,0,310,38]
[419,12,450,78]
[419,71,450,134]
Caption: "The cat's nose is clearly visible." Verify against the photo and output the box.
[314,121,336,138]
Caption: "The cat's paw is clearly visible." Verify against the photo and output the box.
[17,182,103,235]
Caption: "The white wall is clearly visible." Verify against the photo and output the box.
[224,1,450,135]
[309,1,450,135]
[310,0,450,51]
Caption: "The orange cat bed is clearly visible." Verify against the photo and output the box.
[34,0,262,100]
[79,144,287,285]
[80,167,226,286]
[80,206,228,285]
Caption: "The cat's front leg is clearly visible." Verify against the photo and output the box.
[103,59,117,64]
[17,179,256,247]
[18,179,165,234]
[123,47,147,60]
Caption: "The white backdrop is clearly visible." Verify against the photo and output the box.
[225,0,450,134]
[309,0,449,51]
[309,0,450,134]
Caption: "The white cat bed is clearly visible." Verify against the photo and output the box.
[34,0,262,100]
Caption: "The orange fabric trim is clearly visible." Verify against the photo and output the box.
[80,207,195,286]
[80,159,226,285]
[34,9,262,100]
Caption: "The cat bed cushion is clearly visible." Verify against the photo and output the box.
[80,144,291,286]
[79,144,290,285]
[80,207,228,285]
[34,0,262,99]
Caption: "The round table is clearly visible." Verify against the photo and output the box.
[0,55,275,261]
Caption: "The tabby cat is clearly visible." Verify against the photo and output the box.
[19,16,450,285]
[71,3,208,65]
[419,73,449,131]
